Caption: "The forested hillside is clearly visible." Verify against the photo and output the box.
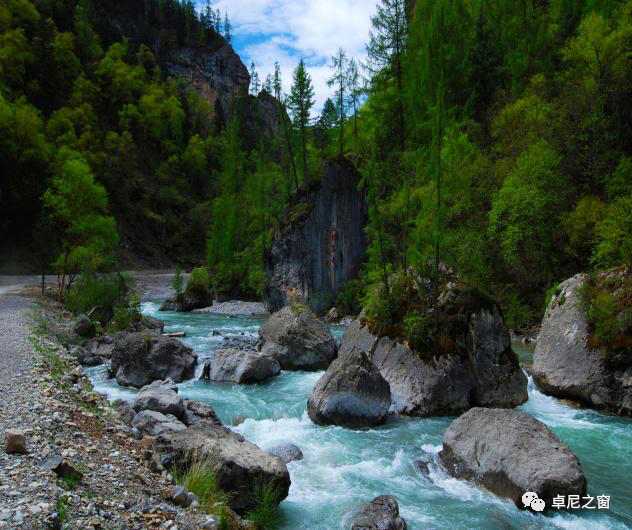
[2,0,632,327]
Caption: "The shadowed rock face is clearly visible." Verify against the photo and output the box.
[440,408,587,510]
[351,495,408,530]
[166,44,249,126]
[263,157,367,314]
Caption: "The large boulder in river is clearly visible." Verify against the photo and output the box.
[110,332,197,388]
[339,288,527,416]
[258,305,337,370]
[262,157,367,314]
[132,380,185,419]
[351,495,407,530]
[532,271,632,416]
[153,425,290,514]
[159,290,212,312]
[440,408,587,509]
[307,351,391,428]
[132,410,187,437]
[203,348,280,383]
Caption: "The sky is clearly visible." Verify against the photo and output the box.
[199,1,378,111]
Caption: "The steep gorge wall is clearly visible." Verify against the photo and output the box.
[263,158,367,314]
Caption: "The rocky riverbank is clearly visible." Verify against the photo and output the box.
[0,293,241,529]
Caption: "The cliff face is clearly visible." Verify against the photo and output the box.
[166,43,250,126]
[263,158,367,314]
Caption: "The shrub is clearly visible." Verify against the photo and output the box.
[108,292,143,332]
[172,265,184,301]
[64,273,129,315]
[335,277,365,316]
[185,266,210,296]
[246,480,282,530]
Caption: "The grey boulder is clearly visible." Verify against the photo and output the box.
[338,301,527,417]
[132,380,185,419]
[110,332,197,388]
[440,407,587,509]
[351,495,407,530]
[532,272,632,416]
[258,305,337,371]
[203,349,280,383]
[267,443,303,464]
[132,410,187,437]
[152,425,290,514]
[181,399,222,427]
[308,352,391,428]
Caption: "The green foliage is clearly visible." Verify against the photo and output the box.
[172,266,184,301]
[335,278,365,316]
[64,273,129,316]
[246,480,282,530]
[108,292,143,332]
[172,458,231,519]
[592,193,632,269]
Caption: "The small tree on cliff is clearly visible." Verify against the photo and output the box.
[327,48,349,156]
[249,62,261,95]
[288,59,315,181]
[43,151,118,301]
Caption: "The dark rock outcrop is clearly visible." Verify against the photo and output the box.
[153,425,290,514]
[73,314,95,338]
[532,272,632,416]
[263,157,367,314]
[203,349,280,383]
[307,352,391,428]
[440,408,587,509]
[159,290,212,313]
[258,306,337,371]
[338,295,527,417]
[351,495,407,530]
[110,333,197,388]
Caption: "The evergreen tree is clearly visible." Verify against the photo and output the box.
[223,11,231,43]
[249,62,260,95]
[272,62,282,100]
[327,47,349,156]
[263,74,273,93]
[314,98,338,150]
[346,58,363,148]
[288,59,315,181]
[366,0,407,150]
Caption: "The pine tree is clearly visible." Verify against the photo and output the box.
[314,98,337,150]
[327,48,349,156]
[272,62,282,100]
[271,62,298,190]
[346,58,363,149]
[263,74,273,93]
[366,0,408,150]
[249,62,260,95]
[288,59,315,181]
[223,11,232,43]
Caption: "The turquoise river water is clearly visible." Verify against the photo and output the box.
[87,302,632,530]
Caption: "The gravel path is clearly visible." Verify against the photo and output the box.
[0,289,221,529]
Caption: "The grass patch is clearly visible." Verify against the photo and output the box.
[57,495,69,525]
[246,480,282,530]
[172,457,232,525]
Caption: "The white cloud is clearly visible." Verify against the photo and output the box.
[204,0,377,111]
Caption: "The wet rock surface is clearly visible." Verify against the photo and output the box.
[110,333,197,388]
[203,348,280,383]
[258,305,337,371]
[307,352,391,428]
[267,443,303,464]
[440,407,587,509]
[153,425,291,514]
[351,495,408,530]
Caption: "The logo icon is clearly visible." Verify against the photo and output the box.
[522,492,546,512]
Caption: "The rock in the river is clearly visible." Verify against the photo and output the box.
[181,399,222,427]
[440,407,587,509]
[153,425,291,514]
[203,349,280,383]
[339,290,527,416]
[4,429,27,454]
[73,314,95,338]
[258,305,337,371]
[307,352,391,428]
[263,157,367,314]
[159,289,212,313]
[351,495,407,530]
[110,332,197,388]
[267,443,303,464]
[132,380,185,419]
[132,410,187,437]
[532,272,632,416]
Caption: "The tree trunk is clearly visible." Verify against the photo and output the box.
[58,249,69,302]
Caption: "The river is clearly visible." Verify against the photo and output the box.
[87,302,632,530]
